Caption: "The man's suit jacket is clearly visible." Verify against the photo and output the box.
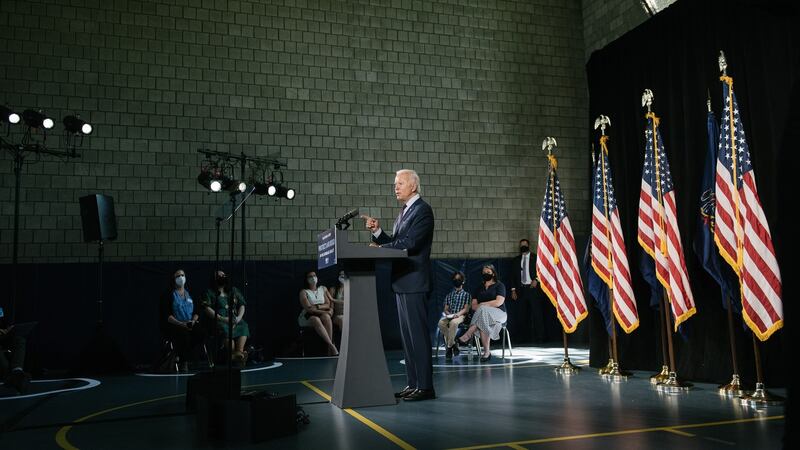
[511,253,537,291]
[372,198,434,294]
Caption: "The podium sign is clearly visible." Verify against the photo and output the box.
[317,229,336,270]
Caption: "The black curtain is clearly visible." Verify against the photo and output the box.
[585,0,798,387]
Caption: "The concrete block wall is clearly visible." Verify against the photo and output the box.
[582,0,650,60]
[0,0,589,262]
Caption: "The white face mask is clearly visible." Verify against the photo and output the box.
[308,276,318,286]
[339,276,346,284]
[175,275,186,287]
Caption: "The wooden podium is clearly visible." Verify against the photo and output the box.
[317,228,407,408]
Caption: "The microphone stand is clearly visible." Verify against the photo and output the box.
[209,188,254,400]
[227,193,236,398]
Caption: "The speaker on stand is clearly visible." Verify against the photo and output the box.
[77,194,128,374]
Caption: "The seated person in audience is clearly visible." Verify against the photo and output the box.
[458,264,507,362]
[437,271,471,360]
[203,270,249,363]
[298,270,338,356]
[329,270,347,332]
[162,269,203,371]
[0,318,31,394]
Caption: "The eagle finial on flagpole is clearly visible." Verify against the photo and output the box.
[718,50,728,76]
[541,136,557,155]
[593,115,610,136]
[641,89,654,113]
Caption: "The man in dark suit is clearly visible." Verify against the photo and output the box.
[511,238,561,343]
[510,238,539,343]
[363,169,435,402]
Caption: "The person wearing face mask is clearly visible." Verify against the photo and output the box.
[510,238,537,343]
[298,270,338,356]
[203,270,249,363]
[328,270,347,332]
[437,271,471,360]
[160,269,203,371]
[458,264,507,362]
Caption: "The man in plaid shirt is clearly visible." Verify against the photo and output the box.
[437,271,471,359]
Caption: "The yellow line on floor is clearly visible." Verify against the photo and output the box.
[55,394,184,450]
[301,380,415,450]
[662,428,695,437]
[507,444,528,450]
[51,360,573,449]
[447,415,784,449]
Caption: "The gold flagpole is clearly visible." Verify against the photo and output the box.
[641,90,669,386]
[642,89,692,393]
[541,137,581,375]
[591,142,614,377]
[594,116,629,381]
[709,87,744,397]
[717,51,783,406]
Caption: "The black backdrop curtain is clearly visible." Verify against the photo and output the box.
[585,0,798,387]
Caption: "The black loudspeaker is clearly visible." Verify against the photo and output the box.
[196,391,298,443]
[186,369,241,412]
[79,194,117,242]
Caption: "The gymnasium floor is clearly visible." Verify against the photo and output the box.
[0,347,785,449]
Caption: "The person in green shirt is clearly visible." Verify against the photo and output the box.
[203,270,249,363]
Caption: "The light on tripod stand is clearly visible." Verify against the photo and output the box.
[63,115,93,135]
[22,109,54,129]
[1,105,20,124]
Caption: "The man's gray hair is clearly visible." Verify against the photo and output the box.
[396,169,421,194]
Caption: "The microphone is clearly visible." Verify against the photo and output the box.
[335,208,360,230]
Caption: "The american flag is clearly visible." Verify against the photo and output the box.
[591,136,639,333]
[535,154,587,333]
[637,113,696,330]
[714,76,782,341]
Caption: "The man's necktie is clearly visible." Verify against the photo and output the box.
[393,204,407,234]
[522,255,529,284]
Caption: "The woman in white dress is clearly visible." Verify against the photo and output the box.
[298,270,338,356]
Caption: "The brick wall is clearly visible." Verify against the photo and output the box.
[0,0,589,262]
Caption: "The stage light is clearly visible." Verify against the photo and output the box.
[198,171,223,192]
[253,181,268,195]
[22,109,54,129]
[1,105,20,124]
[274,185,296,200]
[63,115,93,135]
[225,180,246,193]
